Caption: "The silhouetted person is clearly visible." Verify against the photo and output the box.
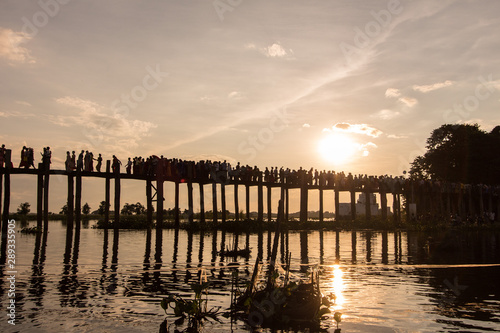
[96,153,103,172]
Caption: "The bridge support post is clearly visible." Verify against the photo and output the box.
[299,183,308,223]
[174,181,180,228]
[104,161,111,229]
[267,185,272,223]
[67,173,74,230]
[258,177,264,222]
[114,164,120,229]
[245,184,250,220]
[199,183,205,223]
[1,151,11,248]
[234,183,239,222]
[43,162,50,231]
[350,189,356,221]
[334,186,340,221]
[146,178,153,227]
[75,170,82,229]
[319,186,324,223]
[381,189,388,221]
[221,182,226,223]
[212,181,217,224]
[187,181,194,224]
[37,163,43,230]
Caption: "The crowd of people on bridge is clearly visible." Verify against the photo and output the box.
[1,145,499,200]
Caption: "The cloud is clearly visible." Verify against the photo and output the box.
[53,96,157,149]
[398,96,418,107]
[372,109,400,120]
[328,122,383,138]
[385,88,401,98]
[15,101,32,107]
[0,28,35,65]
[413,80,454,93]
[302,123,311,128]
[360,142,377,156]
[387,134,408,139]
[259,42,292,58]
[228,91,242,99]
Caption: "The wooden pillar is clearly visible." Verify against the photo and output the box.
[156,160,164,231]
[381,190,388,221]
[187,181,194,224]
[365,190,371,222]
[37,163,43,230]
[174,181,180,228]
[257,177,264,222]
[245,184,250,220]
[267,185,272,223]
[319,187,324,223]
[0,169,2,227]
[199,183,205,223]
[300,184,308,223]
[1,163,10,243]
[146,179,153,227]
[114,164,120,229]
[479,186,484,215]
[221,182,226,223]
[334,187,340,221]
[67,174,74,230]
[350,189,356,221]
[104,161,111,229]
[234,183,239,222]
[285,187,289,222]
[75,170,82,228]
[212,181,217,224]
[43,161,50,231]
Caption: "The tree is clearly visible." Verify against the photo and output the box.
[82,203,91,215]
[121,203,135,215]
[60,204,68,215]
[121,202,146,215]
[410,124,500,184]
[17,202,30,215]
[97,201,110,215]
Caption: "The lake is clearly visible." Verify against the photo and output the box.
[1,220,500,332]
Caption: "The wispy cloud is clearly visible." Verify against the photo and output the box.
[263,43,289,58]
[372,109,400,120]
[53,96,157,149]
[398,96,418,107]
[385,88,401,98]
[0,28,35,65]
[327,122,383,138]
[413,80,454,93]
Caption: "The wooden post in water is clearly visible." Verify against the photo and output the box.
[187,181,194,224]
[319,187,324,223]
[234,183,239,222]
[212,181,217,224]
[350,189,356,221]
[365,189,371,222]
[257,176,264,222]
[43,160,50,231]
[156,161,164,239]
[37,163,43,230]
[114,163,120,229]
[299,181,308,223]
[267,185,272,223]
[199,183,205,223]
[380,188,388,221]
[104,161,111,229]
[285,187,289,222]
[0,167,2,226]
[245,184,250,220]
[146,179,153,227]
[221,182,226,223]
[174,181,180,228]
[1,151,11,243]
[334,186,340,221]
[75,169,82,228]
[67,173,74,230]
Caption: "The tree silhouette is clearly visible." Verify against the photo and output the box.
[82,203,91,215]
[17,202,30,215]
[410,124,500,184]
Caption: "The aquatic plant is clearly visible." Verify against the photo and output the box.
[160,281,221,332]
[334,311,342,332]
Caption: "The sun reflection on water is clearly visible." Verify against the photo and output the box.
[331,264,345,309]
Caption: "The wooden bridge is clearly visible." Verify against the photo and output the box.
[1,148,499,240]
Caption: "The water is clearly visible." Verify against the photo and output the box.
[1,220,500,332]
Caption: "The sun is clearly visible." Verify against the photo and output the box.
[318,132,357,166]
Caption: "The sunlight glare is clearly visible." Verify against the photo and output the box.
[331,264,345,308]
[318,133,357,166]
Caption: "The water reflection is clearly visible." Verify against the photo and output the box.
[1,223,500,332]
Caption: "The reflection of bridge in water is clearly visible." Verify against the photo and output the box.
[1,149,499,242]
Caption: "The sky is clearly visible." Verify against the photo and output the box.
[1,0,500,214]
